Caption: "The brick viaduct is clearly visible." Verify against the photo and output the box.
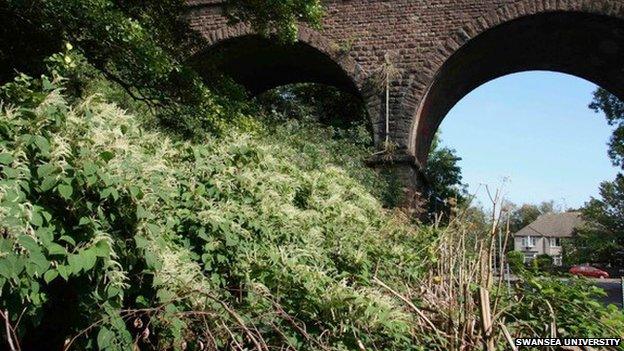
[184,0,624,196]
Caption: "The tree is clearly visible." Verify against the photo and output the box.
[425,134,467,206]
[589,88,624,168]
[573,89,624,267]
[506,201,557,234]
[223,0,323,42]
[568,176,624,266]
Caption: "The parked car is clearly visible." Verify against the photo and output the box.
[569,265,609,279]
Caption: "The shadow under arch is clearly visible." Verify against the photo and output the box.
[410,9,624,165]
[188,25,365,97]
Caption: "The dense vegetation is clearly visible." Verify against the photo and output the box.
[562,89,624,266]
[0,1,623,350]
[0,73,425,349]
[0,0,324,140]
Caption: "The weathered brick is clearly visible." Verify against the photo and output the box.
[184,0,624,191]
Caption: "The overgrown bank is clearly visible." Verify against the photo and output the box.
[1,72,623,350]
[0,73,443,350]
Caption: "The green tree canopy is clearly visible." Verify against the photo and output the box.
[589,88,624,168]
[569,88,624,267]
[506,201,557,234]
[569,175,624,266]
[424,134,467,207]
[224,0,324,42]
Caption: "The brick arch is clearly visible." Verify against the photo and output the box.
[188,23,366,95]
[406,0,624,165]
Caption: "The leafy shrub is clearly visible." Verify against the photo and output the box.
[2,0,325,141]
[0,74,431,350]
[507,250,525,273]
[507,273,623,339]
[532,254,554,273]
[1,73,622,350]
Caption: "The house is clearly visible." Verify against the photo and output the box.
[513,212,583,266]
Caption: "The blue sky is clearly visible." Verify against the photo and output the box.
[437,71,619,210]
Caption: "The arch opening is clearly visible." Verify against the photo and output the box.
[433,71,618,207]
[412,11,624,165]
[189,34,360,97]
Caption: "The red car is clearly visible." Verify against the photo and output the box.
[569,265,609,279]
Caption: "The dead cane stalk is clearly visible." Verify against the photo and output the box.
[211,298,268,351]
[1,309,21,351]
[498,321,518,351]
[478,287,495,351]
[372,276,446,338]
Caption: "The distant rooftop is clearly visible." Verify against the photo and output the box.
[514,212,584,238]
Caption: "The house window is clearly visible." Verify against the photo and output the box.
[522,236,536,247]
[551,238,561,247]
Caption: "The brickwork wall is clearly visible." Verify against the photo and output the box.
[184,0,624,166]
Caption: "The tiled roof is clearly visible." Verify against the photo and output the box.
[514,212,584,238]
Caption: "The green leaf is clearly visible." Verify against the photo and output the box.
[100,188,112,199]
[81,249,98,271]
[26,262,40,277]
[59,236,76,246]
[41,210,52,223]
[30,251,50,273]
[144,250,161,270]
[146,223,161,236]
[136,205,148,219]
[135,295,149,308]
[93,240,110,257]
[43,269,58,283]
[86,175,97,186]
[164,303,178,313]
[35,227,54,246]
[11,255,26,278]
[78,217,91,226]
[0,153,13,165]
[83,161,98,176]
[42,77,54,91]
[225,233,238,247]
[40,176,58,192]
[156,289,174,303]
[34,135,50,153]
[0,258,12,279]
[37,164,57,178]
[134,235,149,249]
[17,235,39,252]
[100,151,115,162]
[106,285,122,299]
[110,188,119,201]
[58,183,73,200]
[30,211,44,227]
[129,185,142,199]
[97,327,112,349]
[67,254,83,274]
[3,167,19,178]
[47,243,67,256]
[57,265,70,280]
